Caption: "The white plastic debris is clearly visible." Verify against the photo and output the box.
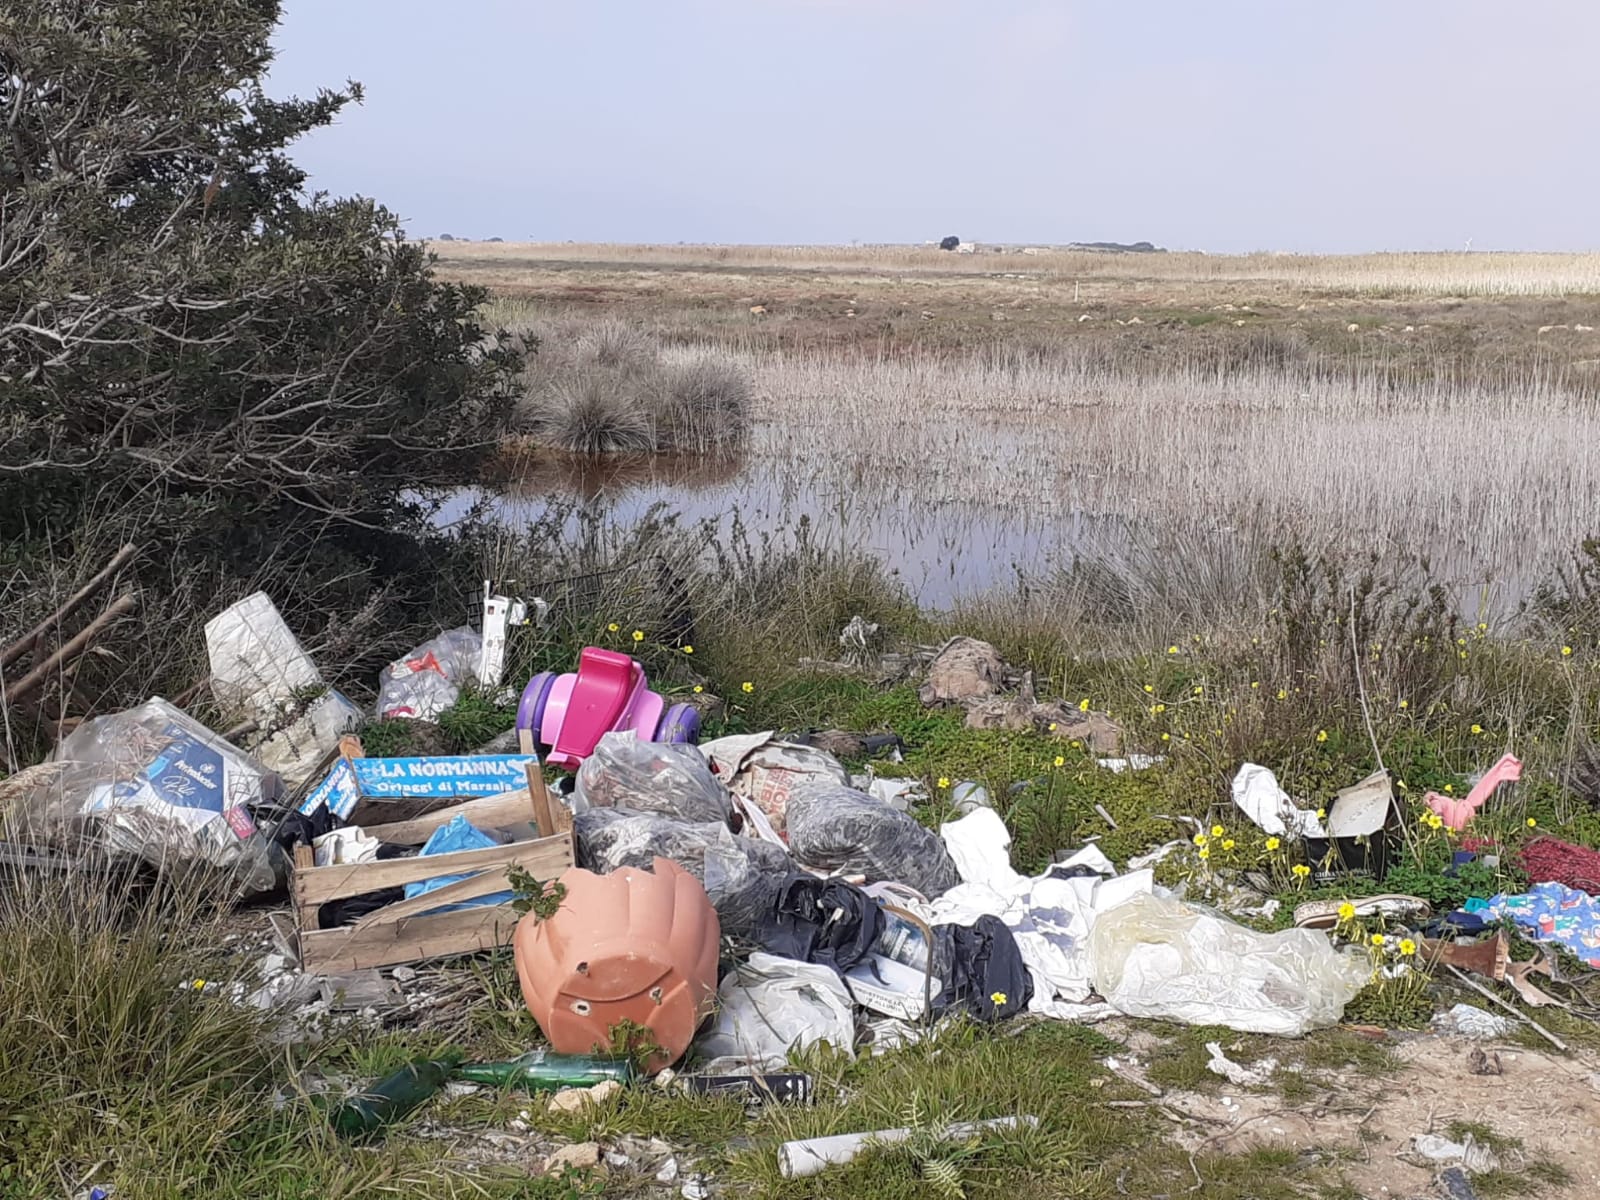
[1089,891,1369,1035]
[1231,763,1328,839]
[312,825,380,867]
[1434,1003,1513,1040]
[866,777,924,812]
[928,807,1154,1019]
[1205,1042,1278,1086]
[1411,1133,1500,1173]
[695,952,856,1067]
[1097,754,1165,774]
[1127,840,1186,870]
[204,592,361,789]
[376,627,482,720]
[778,1116,1038,1179]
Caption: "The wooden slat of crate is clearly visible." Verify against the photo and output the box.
[359,786,542,847]
[293,833,574,973]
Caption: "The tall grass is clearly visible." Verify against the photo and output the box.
[440,241,1600,297]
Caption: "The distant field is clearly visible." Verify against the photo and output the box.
[435,240,1600,297]
[442,243,1600,613]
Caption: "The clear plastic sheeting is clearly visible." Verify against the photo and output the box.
[12,698,282,893]
[784,782,960,898]
[573,807,792,936]
[376,627,482,720]
[695,952,857,1068]
[1089,891,1370,1036]
[575,732,732,825]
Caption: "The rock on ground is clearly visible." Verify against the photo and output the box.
[544,1142,602,1174]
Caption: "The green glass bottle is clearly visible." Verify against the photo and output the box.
[453,1049,636,1092]
[326,1052,464,1139]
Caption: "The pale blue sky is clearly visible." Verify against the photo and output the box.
[268,1,1599,253]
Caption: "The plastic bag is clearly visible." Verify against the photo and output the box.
[12,697,282,894]
[403,813,511,914]
[694,952,856,1067]
[574,807,793,936]
[700,734,850,835]
[1088,891,1370,1035]
[376,627,482,720]
[784,782,960,898]
[575,731,731,824]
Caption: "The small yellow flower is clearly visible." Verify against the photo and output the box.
[1143,684,1154,694]
[1315,807,1327,819]
[1458,650,1468,660]
[632,629,645,642]
[1470,724,1483,735]
[1153,703,1166,714]
[741,681,754,694]
[1048,722,1058,731]
[937,776,950,789]
[1276,688,1287,701]
[1444,783,1454,794]
[1053,755,1065,768]
[1167,645,1179,654]
[1337,902,1356,922]
[681,645,694,655]
[1398,699,1409,710]
[1160,732,1171,741]
[1265,836,1281,851]
[1198,847,1210,860]
[1292,864,1311,879]
[990,991,1008,1006]
[1399,938,1417,956]
[1427,813,1444,830]
[1222,839,1235,851]
[191,978,207,990]
[1562,645,1573,657]
[692,685,704,694]
[1192,685,1203,695]
[1527,817,1538,828]
[1370,933,1385,947]
[607,622,620,633]
[1211,824,1224,838]
[1193,833,1209,847]
[1250,680,1260,689]
[1316,729,1328,743]
[1078,698,1091,712]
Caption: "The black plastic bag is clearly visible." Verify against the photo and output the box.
[754,875,884,975]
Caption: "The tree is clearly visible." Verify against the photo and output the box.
[0,1,519,723]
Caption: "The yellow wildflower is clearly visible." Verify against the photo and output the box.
[1167,645,1178,654]
[1048,722,1058,731]
[1337,902,1356,922]
[1160,733,1171,741]
[1562,645,1573,657]
[1399,938,1417,956]
[1211,824,1225,838]
[1222,839,1235,851]
[1315,807,1327,819]
[1198,847,1210,860]
[741,681,754,694]
[682,645,694,655]
[1193,686,1203,695]
[1370,933,1385,947]
[1277,688,1287,701]
[1398,699,1409,710]
[692,685,704,694]
[1143,684,1154,694]
[1078,698,1091,712]
[1053,755,1065,768]
[1193,833,1209,847]
[631,629,645,642]
[1250,680,1260,689]
[607,622,619,633]
[990,991,1008,1006]
[1292,864,1311,879]
[1265,836,1281,851]
[1470,724,1483,735]
[1527,817,1538,828]
[937,777,950,789]
[1316,729,1328,743]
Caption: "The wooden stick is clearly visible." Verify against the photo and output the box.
[525,760,565,837]
[3,593,138,701]
[0,543,138,671]
[1446,965,1568,1051]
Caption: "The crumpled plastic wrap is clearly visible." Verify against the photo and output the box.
[9,697,283,894]
[574,807,792,936]
[1088,891,1371,1035]
[376,627,482,720]
[575,731,732,825]
[784,782,960,898]
[694,951,857,1067]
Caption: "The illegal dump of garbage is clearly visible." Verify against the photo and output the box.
[8,592,1600,1200]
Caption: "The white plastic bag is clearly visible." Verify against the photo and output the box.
[376,627,482,720]
[1089,891,1370,1035]
[694,952,856,1067]
[1231,763,1327,840]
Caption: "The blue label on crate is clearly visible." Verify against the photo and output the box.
[300,755,535,820]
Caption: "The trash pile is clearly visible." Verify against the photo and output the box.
[13,600,1599,1182]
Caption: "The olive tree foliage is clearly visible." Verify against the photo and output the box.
[0,1,517,708]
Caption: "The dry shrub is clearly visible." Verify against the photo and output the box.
[511,318,750,454]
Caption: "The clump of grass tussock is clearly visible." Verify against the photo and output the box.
[510,317,751,454]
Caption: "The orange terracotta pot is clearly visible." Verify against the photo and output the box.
[513,857,720,1071]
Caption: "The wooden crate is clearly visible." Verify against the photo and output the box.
[290,760,574,973]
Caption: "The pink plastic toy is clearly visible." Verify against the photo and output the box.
[1425,752,1522,830]
[516,648,700,770]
